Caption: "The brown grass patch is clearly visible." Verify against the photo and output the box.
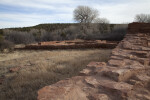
[0,49,112,100]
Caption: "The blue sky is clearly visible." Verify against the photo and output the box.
[0,0,150,28]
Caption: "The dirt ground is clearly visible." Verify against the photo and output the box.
[0,49,112,100]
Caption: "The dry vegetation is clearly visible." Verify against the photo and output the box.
[0,49,112,100]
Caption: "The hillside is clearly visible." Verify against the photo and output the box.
[0,23,125,33]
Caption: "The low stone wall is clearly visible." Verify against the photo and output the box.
[17,40,118,50]
[37,23,150,100]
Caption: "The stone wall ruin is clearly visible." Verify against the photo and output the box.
[37,22,150,100]
[21,40,118,50]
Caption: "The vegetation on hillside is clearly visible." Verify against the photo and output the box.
[1,23,127,43]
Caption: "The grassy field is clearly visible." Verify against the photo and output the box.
[0,49,112,100]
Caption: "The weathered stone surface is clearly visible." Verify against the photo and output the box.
[122,41,133,49]
[130,51,148,58]
[102,68,133,82]
[108,59,125,67]
[79,62,107,76]
[148,41,150,47]
[38,76,88,100]
[38,86,88,100]
[89,94,110,100]
[85,76,133,99]
[110,55,123,60]
[79,68,92,76]
[37,23,150,100]
[136,94,150,100]
[122,41,142,50]
[144,59,150,66]
[0,77,4,84]
[141,47,150,51]
[133,74,150,85]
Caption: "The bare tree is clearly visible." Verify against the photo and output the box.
[73,6,99,23]
[94,18,109,24]
[93,18,110,33]
[4,30,35,44]
[135,14,150,23]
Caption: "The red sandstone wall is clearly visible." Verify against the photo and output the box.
[128,22,150,33]
[20,40,118,50]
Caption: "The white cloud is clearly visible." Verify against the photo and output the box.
[0,13,73,28]
[0,0,150,28]
[93,0,150,23]
[0,0,76,10]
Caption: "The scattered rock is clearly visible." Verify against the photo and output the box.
[9,67,20,72]
[108,59,125,67]
[79,68,92,76]
[38,76,88,100]
[9,66,26,72]
[85,76,133,94]
[102,68,133,82]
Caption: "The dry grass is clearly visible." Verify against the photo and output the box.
[0,49,112,100]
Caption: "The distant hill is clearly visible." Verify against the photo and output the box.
[0,23,128,43]
[0,23,121,33]
[1,23,80,33]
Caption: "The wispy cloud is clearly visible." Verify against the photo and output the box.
[94,0,150,23]
[0,13,73,28]
[0,0,150,28]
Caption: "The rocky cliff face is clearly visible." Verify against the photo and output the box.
[37,23,150,100]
